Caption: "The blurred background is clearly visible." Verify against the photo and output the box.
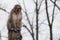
[0,0,60,40]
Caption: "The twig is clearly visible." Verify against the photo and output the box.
[38,0,44,11]
[0,8,9,13]
[23,0,35,40]
[51,0,57,25]
[50,0,60,10]
[22,0,34,34]
[32,0,36,4]
[23,25,32,35]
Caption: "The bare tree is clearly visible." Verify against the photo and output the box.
[45,0,57,40]
[16,0,60,40]
[22,0,43,40]
[0,0,60,40]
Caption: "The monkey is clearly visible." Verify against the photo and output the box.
[7,4,22,40]
[7,4,22,31]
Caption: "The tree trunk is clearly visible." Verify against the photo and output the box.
[49,25,53,40]
[8,29,22,40]
[36,3,39,40]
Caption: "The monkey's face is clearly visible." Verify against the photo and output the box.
[14,5,21,14]
[17,7,21,14]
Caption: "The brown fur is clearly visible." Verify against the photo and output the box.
[7,4,22,40]
[7,4,22,31]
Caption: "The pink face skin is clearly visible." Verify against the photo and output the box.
[17,8,21,14]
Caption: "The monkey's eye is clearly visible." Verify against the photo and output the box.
[17,8,21,13]
[18,8,21,9]
[17,8,21,10]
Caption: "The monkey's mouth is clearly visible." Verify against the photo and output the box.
[17,8,21,14]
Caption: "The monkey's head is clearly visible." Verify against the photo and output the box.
[13,4,22,14]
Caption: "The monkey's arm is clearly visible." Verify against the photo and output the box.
[17,16,22,31]
[7,21,12,30]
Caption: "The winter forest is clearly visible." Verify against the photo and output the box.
[0,0,60,40]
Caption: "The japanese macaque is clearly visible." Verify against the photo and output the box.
[7,4,22,40]
[7,4,22,31]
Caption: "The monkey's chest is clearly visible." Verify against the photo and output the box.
[12,14,21,22]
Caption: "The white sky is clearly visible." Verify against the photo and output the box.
[0,0,60,40]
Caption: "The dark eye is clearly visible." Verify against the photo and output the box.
[19,8,21,9]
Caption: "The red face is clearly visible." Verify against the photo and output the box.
[17,8,21,13]
[17,8,21,14]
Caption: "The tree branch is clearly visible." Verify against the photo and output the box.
[22,0,34,33]
[36,0,39,40]
[45,0,50,26]
[50,0,60,10]
[51,0,57,25]
[38,0,44,11]
[0,8,9,13]
[32,0,36,4]
[23,25,32,35]
[23,24,35,39]
[22,0,35,40]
